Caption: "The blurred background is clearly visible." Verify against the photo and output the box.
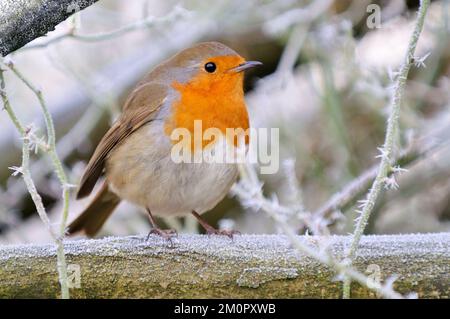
[0,0,449,244]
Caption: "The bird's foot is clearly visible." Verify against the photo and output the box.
[191,210,240,239]
[206,228,240,239]
[146,228,178,242]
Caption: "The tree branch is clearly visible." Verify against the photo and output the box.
[0,234,448,298]
[0,0,99,56]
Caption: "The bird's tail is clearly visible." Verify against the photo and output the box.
[67,183,121,237]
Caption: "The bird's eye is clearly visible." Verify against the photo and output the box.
[204,62,216,73]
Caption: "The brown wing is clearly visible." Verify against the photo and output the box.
[76,83,167,199]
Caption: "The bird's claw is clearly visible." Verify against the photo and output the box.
[206,229,240,239]
[146,228,178,242]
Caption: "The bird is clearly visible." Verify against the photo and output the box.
[67,41,262,239]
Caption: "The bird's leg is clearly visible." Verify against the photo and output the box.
[146,208,177,241]
[191,211,240,239]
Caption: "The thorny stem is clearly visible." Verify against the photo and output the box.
[5,62,71,237]
[342,0,430,299]
[233,164,405,299]
[0,63,70,298]
[21,136,70,299]
[20,138,55,238]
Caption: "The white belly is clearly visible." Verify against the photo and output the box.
[105,122,238,216]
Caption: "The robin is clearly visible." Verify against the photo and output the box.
[67,42,261,238]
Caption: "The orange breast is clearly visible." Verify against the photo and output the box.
[164,58,250,150]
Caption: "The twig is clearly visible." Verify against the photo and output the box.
[0,67,70,298]
[19,134,69,299]
[342,0,430,298]
[22,6,190,51]
[19,136,55,238]
[4,62,71,237]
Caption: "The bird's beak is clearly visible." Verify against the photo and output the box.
[228,61,263,73]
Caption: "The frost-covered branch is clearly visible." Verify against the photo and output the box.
[0,63,70,298]
[0,234,447,298]
[0,0,99,56]
[4,61,72,236]
[342,0,431,298]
